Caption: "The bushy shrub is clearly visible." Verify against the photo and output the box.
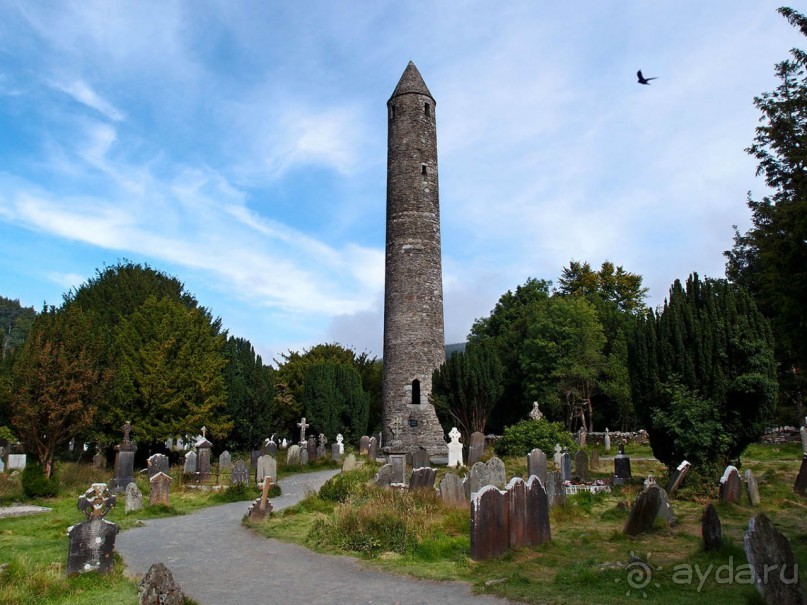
[21,464,59,498]
[493,418,577,457]
[318,466,374,503]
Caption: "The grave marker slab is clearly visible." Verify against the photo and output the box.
[306,436,318,462]
[744,513,804,605]
[374,464,395,488]
[342,453,357,472]
[138,562,185,605]
[147,453,169,479]
[440,473,466,507]
[412,448,430,469]
[719,465,742,504]
[388,454,407,485]
[183,451,197,474]
[125,482,143,513]
[359,436,370,456]
[468,431,486,466]
[560,452,572,482]
[447,427,463,468]
[112,422,136,494]
[623,484,665,536]
[470,485,510,561]
[299,448,309,465]
[667,460,691,494]
[331,443,342,463]
[486,457,506,489]
[702,502,722,552]
[613,451,632,485]
[574,450,589,481]
[507,478,528,549]
[67,484,117,576]
[527,448,547,485]
[368,436,378,461]
[745,469,761,506]
[286,445,300,466]
[526,475,552,546]
[590,449,599,470]
[218,451,232,473]
[794,455,807,496]
[545,471,566,508]
[553,444,562,468]
[409,467,437,490]
[149,472,172,507]
[230,460,249,486]
[196,437,212,480]
[256,455,277,485]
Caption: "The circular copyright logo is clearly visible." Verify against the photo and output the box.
[615,552,661,598]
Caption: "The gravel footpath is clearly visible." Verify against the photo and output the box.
[117,468,513,605]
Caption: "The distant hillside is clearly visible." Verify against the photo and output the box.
[445,342,467,357]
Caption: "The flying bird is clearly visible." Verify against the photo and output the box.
[637,70,657,85]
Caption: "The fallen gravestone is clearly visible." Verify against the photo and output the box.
[743,513,804,605]
[719,465,742,504]
[138,562,184,605]
[125,482,143,514]
[702,502,721,552]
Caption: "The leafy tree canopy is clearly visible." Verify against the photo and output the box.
[0,296,36,358]
[557,260,648,314]
[302,362,369,441]
[223,336,274,451]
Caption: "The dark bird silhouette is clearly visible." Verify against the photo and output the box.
[637,70,657,85]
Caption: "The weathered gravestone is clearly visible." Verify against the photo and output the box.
[604,428,611,452]
[469,457,507,495]
[412,448,430,469]
[527,448,547,485]
[590,449,599,470]
[368,436,378,461]
[263,439,278,457]
[440,473,466,507]
[719,465,742,504]
[230,460,249,486]
[470,485,509,561]
[468,431,486,466]
[138,562,185,605]
[67,483,118,576]
[359,435,370,456]
[256,455,277,485]
[577,425,587,448]
[374,464,395,488]
[125,482,143,514]
[409,467,437,490]
[526,475,552,546]
[111,422,137,494]
[183,451,197,474]
[218,450,232,473]
[507,478,528,549]
[745,469,761,506]
[286,444,300,465]
[247,479,274,521]
[317,434,327,460]
[388,454,407,485]
[331,443,342,463]
[560,451,572,482]
[667,460,691,494]
[743,513,804,605]
[801,425,807,455]
[613,445,632,485]
[149,472,172,507]
[553,444,562,468]
[545,471,566,508]
[299,448,309,465]
[92,449,106,470]
[487,456,506,488]
[306,436,318,462]
[656,486,677,526]
[623,483,666,536]
[147,453,169,479]
[447,427,463,468]
[342,453,357,472]
[0,457,4,473]
[196,434,213,480]
[574,450,589,482]
[7,453,26,470]
[251,449,261,469]
[793,455,807,496]
[702,502,722,552]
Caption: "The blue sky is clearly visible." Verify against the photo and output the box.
[0,2,800,362]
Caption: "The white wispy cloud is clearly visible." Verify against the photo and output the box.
[51,79,125,122]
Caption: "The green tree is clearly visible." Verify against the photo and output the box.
[109,296,231,447]
[628,274,778,473]
[302,362,369,440]
[222,336,274,451]
[431,340,504,441]
[557,260,648,314]
[725,7,807,421]
[0,296,36,358]
[9,305,109,476]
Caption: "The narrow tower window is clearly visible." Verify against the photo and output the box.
[424,102,431,117]
[421,164,427,175]
[389,104,396,120]
[411,379,421,405]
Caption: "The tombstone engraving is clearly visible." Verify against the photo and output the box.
[149,472,172,507]
[388,454,407,485]
[125,482,143,513]
[183,451,197,474]
[470,485,510,561]
[230,459,249,486]
[111,421,136,494]
[306,436,318,462]
[256,455,277,485]
[560,451,572,482]
[409,467,437,490]
[447,427,463,468]
[67,483,118,576]
[719,465,742,504]
[342,453,357,472]
[527,448,547,485]
[545,471,566,508]
[574,450,589,482]
[623,484,665,536]
[590,449,599,470]
[702,502,722,552]
[440,473,466,507]
[286,444,300,466]
[359,436,370,456]
[743,513,804,605]
[374,464,395,488]
[468,431,486,466]
[667,460,691,494]
[745,469,761,506]
[793,454,807,496]
[138,562,185,605]
[412,448,430,469]
[218,451,232,473]
[147,453,169,479]
[368,436,378,461]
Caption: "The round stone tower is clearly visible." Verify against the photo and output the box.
[381,61,447,456]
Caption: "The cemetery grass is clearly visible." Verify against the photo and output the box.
[251,447,807,605]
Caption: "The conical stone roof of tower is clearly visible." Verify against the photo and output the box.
[390,61,434,101]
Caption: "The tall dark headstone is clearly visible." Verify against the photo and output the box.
[470,485,510,561]
[719,465,742,504]
[111,422,136,494]
[793,455,807,496]
[526,475,551,546]
[613,447,632,485]
[701,502,722,552]
[507,478,528,549]
[147,453,169,479]
[196,435,212,481]
[545,471,566,508]
[623,484,664,536]
[527,448,547,485]
[67,483,118,576]
[744,513,804,605]
[574,450,589,482]
[306,436,318,462]
[560,451,572,482]
[468,431,486,466]
[408,467,437,490]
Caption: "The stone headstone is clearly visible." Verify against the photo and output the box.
[7,453,26,470]
[125,482,143,514]
[604,428,611,452]
[623,484,664,536]
[138,562,185,605]
[486,457,506,489]
[306,436,318,462]
[553,444,562,468]
[359,436,370,456]
[577,426,587,447]
[447,427,463,468]
[367,436,378,461]
[336,434,344,454]
[468,431,486,466]
[247,479,274,521]
[719,465,742,504]
[299,448,309,465]
[545,471,566,508]
[342,453,357,472]
[613,451,632,485]
[440,473,466,507]
[470,485,509,561]
[526,475,552,546]
[230,460,249,486]
[469,461,490,496]
[183,451,197,474]
[656,487,677,526]
[256,455,277,485]
[218,451,232,472]
[147,453,169,479]
[574,450,589,481]
[263,439,278,457]
[112,423,137,494]
[743,513,804,605]
[560,452,572,482]
[409,467,437,490]
[331,443,342,463]
[801,426,807,455]
[412,448,430,469]
[374,464,395,488]
[286,444,300,465]
[507,477,528,549]
[251,449,261,469]
[149,472,172,507]
[793,455,807,496]
[388,454,407,485]
[745,469,761,506]
[67,518,118,575]
[667,460,691,494]
[196,437,212,480]
[92,451,106,469]
[590,449,599,470]
[527,448,547,485]
[702,502,722,552]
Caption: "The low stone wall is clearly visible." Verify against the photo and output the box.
[583,431,649,446]
[760,427,801,444]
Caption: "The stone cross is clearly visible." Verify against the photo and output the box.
[121,421,133,445]
[336,433,344,454]
[297,417,309,444]
[200,426,207,438]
